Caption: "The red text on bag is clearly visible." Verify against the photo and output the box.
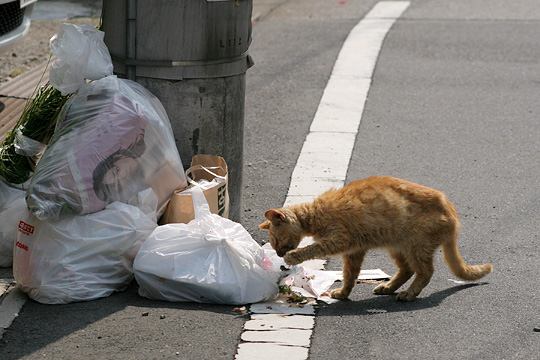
[16,241,29,251]
[18,221,35,236]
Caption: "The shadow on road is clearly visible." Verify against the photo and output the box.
[0,282,241,360]
[317,283,489,316]
[0,281,490,359]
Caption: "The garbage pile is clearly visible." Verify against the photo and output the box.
[0,24,284,305]
[0,24,382,307]
[1,24,187,303]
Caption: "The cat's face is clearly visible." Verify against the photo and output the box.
[259,208,303,257]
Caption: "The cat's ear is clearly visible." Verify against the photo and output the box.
[265,209,286,225]
[259,220,270,230]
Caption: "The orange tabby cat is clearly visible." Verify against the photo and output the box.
[259,176,493,301]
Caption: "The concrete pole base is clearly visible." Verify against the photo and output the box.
[137,75,245,222]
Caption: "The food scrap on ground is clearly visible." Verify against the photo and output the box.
[232,306,249,315]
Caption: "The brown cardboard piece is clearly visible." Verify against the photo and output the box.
[161,155,229,224]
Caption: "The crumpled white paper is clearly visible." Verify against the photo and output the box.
[262,243,390,304]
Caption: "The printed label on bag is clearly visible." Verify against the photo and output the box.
[217,184,226,216]
[18,221,35,236]
[16,241,29,251]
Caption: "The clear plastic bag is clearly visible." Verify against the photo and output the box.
[26,24,187,220]
[0,181,27,267]
[26,75,187,220]
[134,187,280,305]
[13,189,158,304]
[49,24,113,95]
[14,129,47,158]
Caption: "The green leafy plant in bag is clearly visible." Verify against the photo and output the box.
[0,84,69,184]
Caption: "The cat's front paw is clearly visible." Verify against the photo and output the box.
[330,288,350,300]
[396,290,417,302]
[283,251,302,266]
[373,283,395,295]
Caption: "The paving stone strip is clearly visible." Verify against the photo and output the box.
[0,62,49,139]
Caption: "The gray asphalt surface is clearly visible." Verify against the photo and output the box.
[1,0,539,359]
[309,1,540,359]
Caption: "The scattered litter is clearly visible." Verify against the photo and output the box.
[278,285,308,304]
[141,312,149,317]
[261,242,391,305]
[358,279,385,285]
[232,306,248,315]
[448,279,467,284]
[325,269,390,281]
[250,302,315,315]
[277,267,389,304]
[288,302,306,308]
[359,269,390,280]
[278,285,290,294]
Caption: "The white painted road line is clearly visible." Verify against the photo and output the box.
[236,1,410,359]
[309,78,371,133]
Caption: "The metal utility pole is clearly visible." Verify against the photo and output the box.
[101,0,253,222]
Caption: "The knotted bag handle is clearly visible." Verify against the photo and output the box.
[190,185,211,219]
[185,165,227,187]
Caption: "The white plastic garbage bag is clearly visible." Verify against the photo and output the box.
[0,181,27,267]
[134,187,280,305]
[13,190,158,304]
[49,24,113,95]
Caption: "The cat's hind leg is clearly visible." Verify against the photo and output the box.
[331,250,366,300]
[396,251,435,301]
[373,250,414,295]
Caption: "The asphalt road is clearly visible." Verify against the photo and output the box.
[311,1,540,358]
[247,0,539,359]
[1,0,539,359]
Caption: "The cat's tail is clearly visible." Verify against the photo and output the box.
[442,235,493,281]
